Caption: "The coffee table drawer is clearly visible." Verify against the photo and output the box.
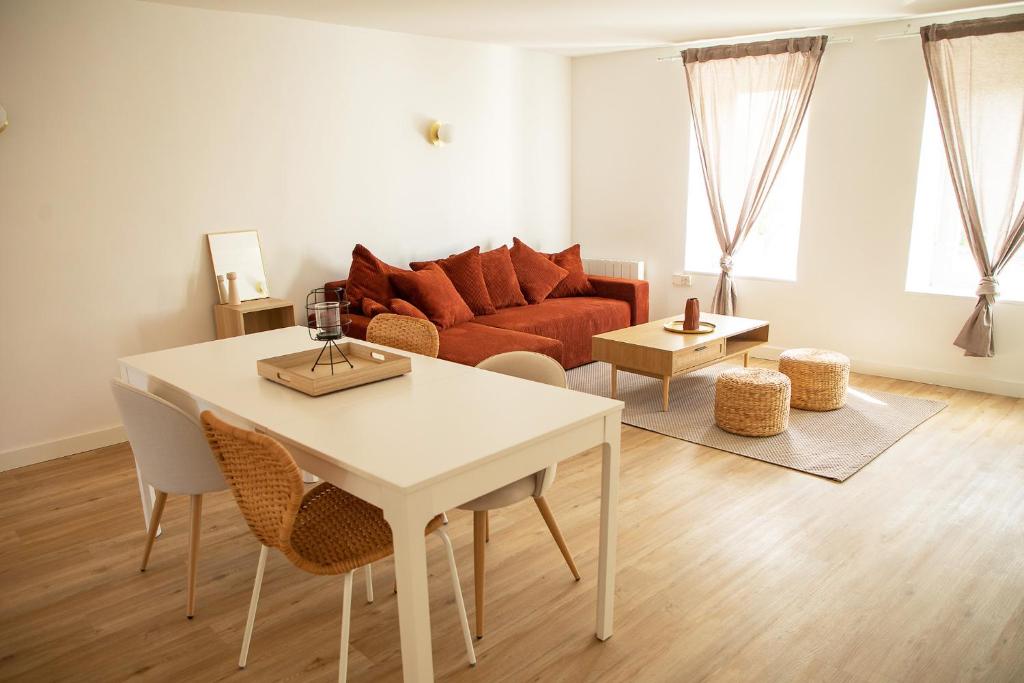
[673,338,725,373]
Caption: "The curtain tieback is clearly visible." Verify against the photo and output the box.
[976,275,999,300]
[719,255,734,274]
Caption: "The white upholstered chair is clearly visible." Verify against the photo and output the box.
[463,351,581,638]
[110,379,228,618]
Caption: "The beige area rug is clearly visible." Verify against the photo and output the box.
[567,362,946,481]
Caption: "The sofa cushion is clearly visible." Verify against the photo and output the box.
[344,314,562,367]
[388,298,429,320]
[345,244,407,308]
[510,238,568,304]
[389,263,475,330]
[410,246,496,316]
[546,244,596,298]
[479,245,528,309]
[361,297,389,317]
[437,322,563,368]
[474,296,630,368]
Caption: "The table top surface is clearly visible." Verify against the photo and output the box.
[593,312,768,354]
[119,327,622,493]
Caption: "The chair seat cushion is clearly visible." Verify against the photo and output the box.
[457,473,539,511]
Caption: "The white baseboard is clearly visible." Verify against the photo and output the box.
[752,346,1024,398]
[1,425,127,473]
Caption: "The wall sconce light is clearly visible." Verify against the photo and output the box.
[0,105,7,134]
[429,121,453,146]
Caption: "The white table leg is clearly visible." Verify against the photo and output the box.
[134,461,161,537]
[596,412,621,641]
[385,503,435,682]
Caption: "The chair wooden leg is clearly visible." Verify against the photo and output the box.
[534,496,580,581]
[435,529,476,666]
[239,545,268,669]
[473,511,487,639]
[484,510,489,543]
[338,570,354,683]
[140,490,167,572]
[186,494,203,618]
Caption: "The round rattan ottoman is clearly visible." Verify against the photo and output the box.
[778,348,850,411]
[714,368,791,437]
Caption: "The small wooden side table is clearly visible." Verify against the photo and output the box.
[214,298,296,339]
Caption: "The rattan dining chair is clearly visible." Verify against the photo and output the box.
[462,351,581,638]
[110,379,228,619]
[366,313,440,357]
[199,411,475,681]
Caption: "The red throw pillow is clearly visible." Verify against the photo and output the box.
[479,245,528,309]
[545,244,596,298]
[361,297,389,318]
[389,264,475,329]
[344,244,407,307]
[389,298,429,321]
[509,238,568,304]
[410,247,496,315]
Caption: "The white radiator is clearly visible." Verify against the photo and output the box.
[583,258,646,281]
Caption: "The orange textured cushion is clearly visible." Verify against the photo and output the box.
[545,244,596,298]
[479,245,528,309]
[361,297,389,317]
[410,246,496,315]
[389,263,475,329]
[389,298,429,321]
[345,245,408,307]
[510,238,568,304]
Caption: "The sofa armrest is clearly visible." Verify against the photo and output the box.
[588,275,650,326]
[324,279,347,302]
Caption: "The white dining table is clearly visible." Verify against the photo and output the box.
[117,326,623,682]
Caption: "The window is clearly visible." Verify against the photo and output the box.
[906,94,1024,301]
[684,92,808,281]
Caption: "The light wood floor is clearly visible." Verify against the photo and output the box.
[1,364,1022,682]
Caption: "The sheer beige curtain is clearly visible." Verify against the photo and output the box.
[682,36,826,315]
[921,14,1024,357]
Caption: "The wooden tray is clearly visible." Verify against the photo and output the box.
[257,341,411,396]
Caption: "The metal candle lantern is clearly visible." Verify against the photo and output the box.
[306,287,353,374]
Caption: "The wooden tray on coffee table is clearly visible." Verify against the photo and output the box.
[257,340,411,396]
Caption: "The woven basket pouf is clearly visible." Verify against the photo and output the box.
[714,368,791,437]
[778,348,850,411]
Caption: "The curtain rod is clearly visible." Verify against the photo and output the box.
[656,36,851,62]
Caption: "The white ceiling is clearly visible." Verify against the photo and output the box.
[147,0,1020,55]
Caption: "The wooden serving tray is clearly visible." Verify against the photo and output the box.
[257,341,411,396]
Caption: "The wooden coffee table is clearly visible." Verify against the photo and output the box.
[592,312,770,411]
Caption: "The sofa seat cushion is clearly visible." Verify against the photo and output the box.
[345,315,562,368]
[474,296,630,368]
[438,322,563,368]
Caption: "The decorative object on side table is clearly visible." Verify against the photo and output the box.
[226,272,241,305]
[683,297,701,330]
[306,287,354,375]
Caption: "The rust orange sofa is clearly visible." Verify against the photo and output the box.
[326,273,648,370]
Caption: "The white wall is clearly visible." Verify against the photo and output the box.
[0,0,571,467]
[573,12,1024,397]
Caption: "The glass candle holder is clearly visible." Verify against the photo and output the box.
[313,301,341,339]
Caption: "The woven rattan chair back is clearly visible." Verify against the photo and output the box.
[366,313,439,357]
[200,411,305,549]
